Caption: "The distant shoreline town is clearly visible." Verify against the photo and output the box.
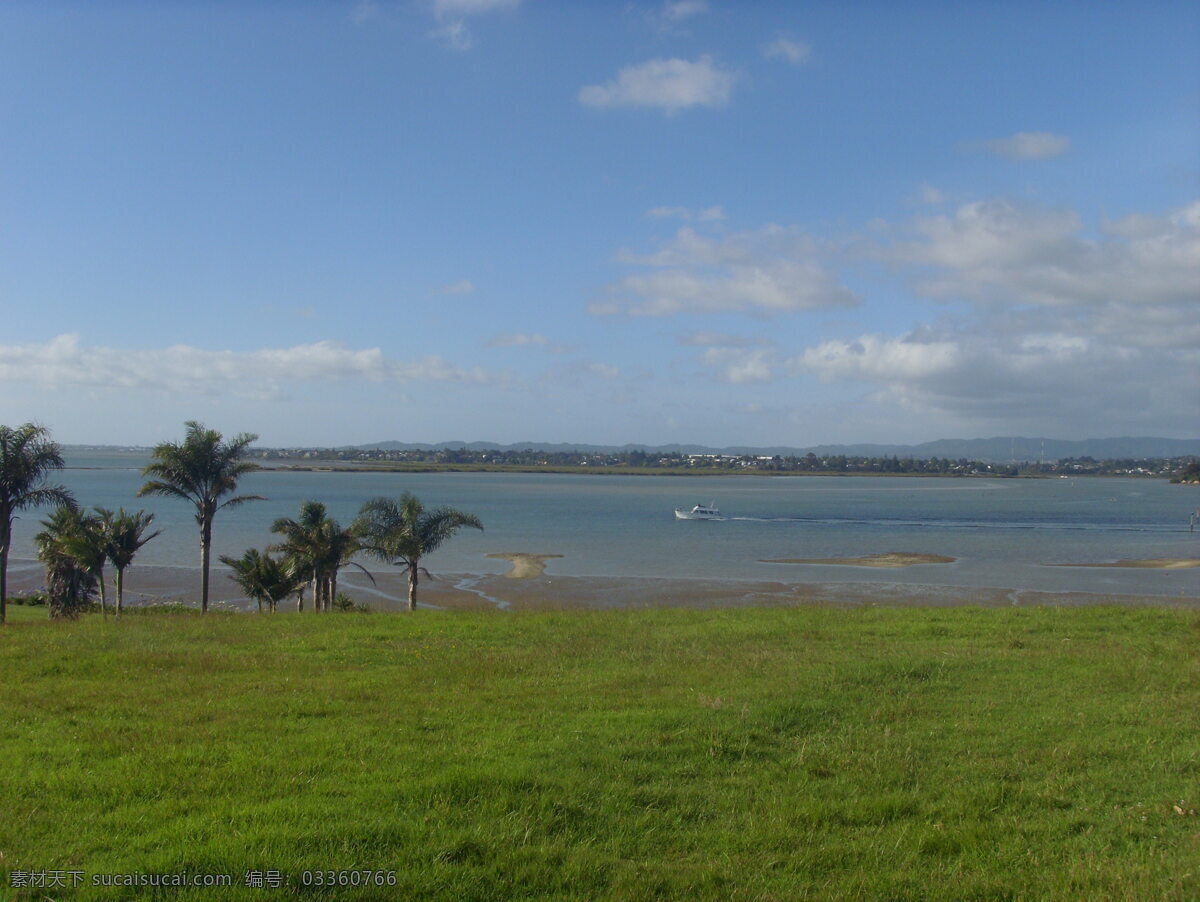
[66,438,1200,481]
[67,446,1198,481]
[251,448,1199,480]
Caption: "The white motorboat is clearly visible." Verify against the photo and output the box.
[674,502,722,520]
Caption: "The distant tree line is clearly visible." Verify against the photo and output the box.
[261,446,1198,479]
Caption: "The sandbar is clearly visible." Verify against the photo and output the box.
[485,553,564,579]
[1052,558,1200,570]
[760,552,957,568]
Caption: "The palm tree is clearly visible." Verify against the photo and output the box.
[34,505,97,620]
[271,501,373,612]
[59,509,110,618]
[138,421,262,614]
[103,508,160,617]
[352,493,482,611]
[219,548,302,613]
[270,501,325,612]
[0,423,74,624]
[321,517,373,610]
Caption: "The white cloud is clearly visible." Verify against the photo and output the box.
[594,225,858,316]
[585,362,620,379]
[585,196,1198,437]
[917,184,947,205]
[646,205,724,222]
[978,131,1071,160]
[433,0,520,15]
[762,35,811,65]
[680,331,778,382]
[799,333,962,383]
[0,335,500,397]
[579,56,734,114]
[428,0,521,51]
[542,360,622,386]
[785,196,1200,434]
[431,19,474,51]
[646,0,708,33]
[432,279,475,295]
[609,265,848,316]
[794,324,1198,434]
[887,198,1200,348]
[487,333,574,354]
[662,0,708,22]
[647,206,691,220]
[677,331,766,348]
[349,1,380,25]
[487,332,549,348]
[702,347,776,383]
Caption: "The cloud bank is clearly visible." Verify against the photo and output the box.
[793,197,1200,433]
[0,336,500,398]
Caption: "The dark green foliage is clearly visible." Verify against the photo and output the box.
[33,505,97,619]
[219,548,302,613]
[352,492,482,611]
[102,507,161,616]
[0,423,73,623]
[1171,458,1200,483]
[332,592,370,613]
[5,592,47,606]
[139,421,261,613]
[271,501,370,613]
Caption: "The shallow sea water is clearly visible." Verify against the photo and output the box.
[9,452,1199,599]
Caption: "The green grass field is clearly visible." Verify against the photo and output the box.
[1,603,1197,900]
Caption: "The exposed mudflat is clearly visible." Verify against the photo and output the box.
[6,557,1196,613]
[760,552,957,568]
[1052,558,1199,570]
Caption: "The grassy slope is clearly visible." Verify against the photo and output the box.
[1,605,1197,900]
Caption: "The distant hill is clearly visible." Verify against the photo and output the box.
[347,437,1199,462]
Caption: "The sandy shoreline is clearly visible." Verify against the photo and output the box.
[5,557,1197,613]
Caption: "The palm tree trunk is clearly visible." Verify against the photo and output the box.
[115,566,125,618]
[407,564,418,612]
[311,574,320,613]
[329,571,338,608]
[97,567,108,619]
[0,537,8,625]
[200,518,212,614]
[0,513,12,625]
[296,586,304,613]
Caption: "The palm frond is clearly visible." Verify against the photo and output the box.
[16,485,76,511]
[218,493,267,512]
[137,479,198,505]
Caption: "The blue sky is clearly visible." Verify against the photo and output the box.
[1,0,1197,447]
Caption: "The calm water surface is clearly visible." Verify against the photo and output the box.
[10,452,1199,598]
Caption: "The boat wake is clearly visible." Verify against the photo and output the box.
[724,515,1180,533]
